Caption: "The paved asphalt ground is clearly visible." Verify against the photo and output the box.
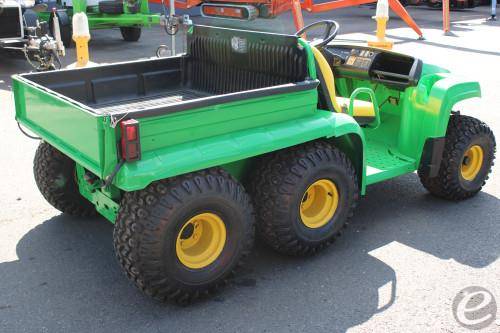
[1,4,499,333]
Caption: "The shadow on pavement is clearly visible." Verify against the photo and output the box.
[355,173,500,268]
[0,173,498,332]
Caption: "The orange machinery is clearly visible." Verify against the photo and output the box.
[151,0,423,38]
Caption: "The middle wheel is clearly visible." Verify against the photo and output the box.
[249,141,359,255]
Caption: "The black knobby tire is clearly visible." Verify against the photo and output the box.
[120,27,141,42]
[33,142,97,217]
[113,168,255,304]
[248,141,359,256]
[418,114,496,200]
[58,23,73,49]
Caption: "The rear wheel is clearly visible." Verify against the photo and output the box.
[249,141,359,256]
[113,168,254,304]
[33,142,97,216]
[120,27,141,42]
[418,114,496,200]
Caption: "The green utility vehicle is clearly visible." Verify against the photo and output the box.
[36,0,160,46]
[13,21,496,304]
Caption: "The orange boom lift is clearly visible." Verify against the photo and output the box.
[151,0,423,38]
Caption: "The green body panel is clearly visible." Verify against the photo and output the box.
[12,78,105,176]
[37,0,160,29]
[115,110,364,192]
[397,74,480,160]
[12,76,120,179]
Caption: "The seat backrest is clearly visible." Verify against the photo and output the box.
[310,46,342,113]
[184,25,309,94]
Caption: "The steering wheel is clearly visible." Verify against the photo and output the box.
[295,20,340,48]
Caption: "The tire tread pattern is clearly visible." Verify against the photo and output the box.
[418,114,496,200]
[120,27,141,42]
[248,141,359,256]
[33,142,97,217]
[113,167,254,304]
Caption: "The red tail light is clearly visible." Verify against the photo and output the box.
[120,119,141,161]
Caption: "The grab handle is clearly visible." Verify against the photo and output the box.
[348,87,381,129]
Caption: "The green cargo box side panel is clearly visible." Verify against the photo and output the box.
[12,77,106,177]
[114,110,365,192]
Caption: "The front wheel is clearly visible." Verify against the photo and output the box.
[113,168,255,304]
[418,114,496,200]
[120,27,141,42]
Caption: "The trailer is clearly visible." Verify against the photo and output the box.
[1,0,64,70]
[35,0,161,47]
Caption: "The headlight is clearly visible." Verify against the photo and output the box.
[19,0,36,7]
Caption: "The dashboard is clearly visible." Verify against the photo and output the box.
[323,45,423,89]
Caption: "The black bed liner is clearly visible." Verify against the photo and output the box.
[93,88,213,115]
[20,25,316,118]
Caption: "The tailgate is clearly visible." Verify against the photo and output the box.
[12,76,114,178]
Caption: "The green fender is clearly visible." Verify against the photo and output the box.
[113,110,365,192]
[397,72,481,162]
[424,74,480,134]
[326,113,367,192]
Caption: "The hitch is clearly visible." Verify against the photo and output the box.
[22,10,65,71]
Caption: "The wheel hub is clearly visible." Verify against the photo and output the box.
[461,145,484,181]
[300,179,339,229]
[176,213,227,269]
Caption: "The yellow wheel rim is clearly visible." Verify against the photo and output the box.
[461,145,484,181]
[300,179,339,229]
[176,213,226,269]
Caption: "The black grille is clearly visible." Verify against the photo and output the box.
[185,26,309,94]
[0,7,22,39]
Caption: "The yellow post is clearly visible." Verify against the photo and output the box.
[368,0,394,50]
[74,36,90,67]
[375,17,388,40]
[442,0,450,34]
[72,13,91,68]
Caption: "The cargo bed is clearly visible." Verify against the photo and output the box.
[18,34,314,119]
[12,25,319,187]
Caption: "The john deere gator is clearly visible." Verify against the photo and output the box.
[12,21,496,304]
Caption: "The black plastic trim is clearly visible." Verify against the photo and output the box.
[420,137,446,177]
[116,80,320,119]
[354,116,376,126]
[409,59,423,86]
[326,44,423,90]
